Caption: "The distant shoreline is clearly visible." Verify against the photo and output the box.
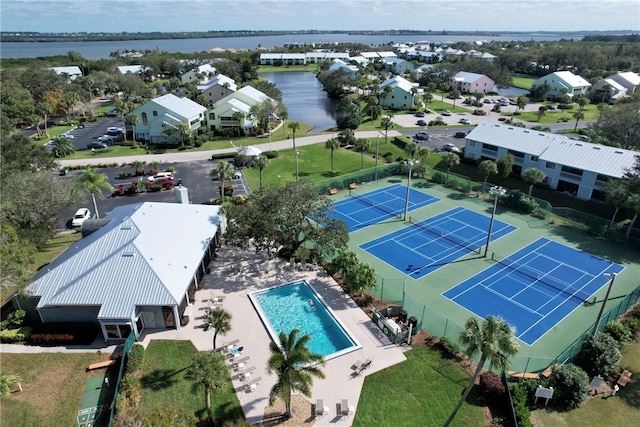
[1,29,635,43]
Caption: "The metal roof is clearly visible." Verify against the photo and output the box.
[27,202,223,319]
[151,94,207,120]
[467,122,638,178]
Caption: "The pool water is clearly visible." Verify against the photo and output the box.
[250,281,360,360]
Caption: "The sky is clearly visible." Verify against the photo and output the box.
[1,0,639,33]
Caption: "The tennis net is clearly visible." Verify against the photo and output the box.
[411,220,482,253]
[492,253,592,303]
[351,193,402,218]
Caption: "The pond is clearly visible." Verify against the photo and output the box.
[261,72,338,133]
[495,86,529,96]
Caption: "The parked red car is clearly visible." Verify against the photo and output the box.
[146,177,174,189]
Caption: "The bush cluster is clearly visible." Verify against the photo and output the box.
[575,332,621,378]
[603,321,632,344]
[28,333,75,345]
[510,381,534,427]
[126,344,145,373]
[548,363,590,409]
[479,371,506,404]
[0,326,33,343]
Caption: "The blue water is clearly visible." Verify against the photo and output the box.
[253,281,357,359]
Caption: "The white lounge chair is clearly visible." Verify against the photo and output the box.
[316,399,329,417]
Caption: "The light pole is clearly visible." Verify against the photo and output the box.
[592,273,617,336]
[295,151,300,182]
[403,159,415,221]
[375,135,380,181]
[484,186,506,257]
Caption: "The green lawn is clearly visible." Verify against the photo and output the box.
[353,347,485,427]
[139,340,244,424]
[511,76,535,90]
[530,339,640,427]
[0,352,110,427]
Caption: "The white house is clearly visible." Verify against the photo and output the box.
[50,66,83,81]
[305,51,350,64]
[208,85,275,134]
[464,122,638,201]
[117,65,146,75]
[532,71,592,100]
[20,202,225,342]
[379,75,417,110]
[181,64,217,85]
[608,71,640,96]
[130,94,207,144]
[381,58,414,75]
[329,59,358,77]
[198,74,237,106]
[591,71,640,101]
[259,53,306,65]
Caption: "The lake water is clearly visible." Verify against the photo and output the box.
[261,72,338,133]
[0,32,586,59]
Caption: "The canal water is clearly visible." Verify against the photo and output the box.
[261,72,338,133]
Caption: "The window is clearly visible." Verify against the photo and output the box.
[468,153,476,160]
[531,155,539,162]
[141,112,148,126]
[483,143,498,152]
[153,111,158,117]
[545,161,555,169]
[470,140,476,147]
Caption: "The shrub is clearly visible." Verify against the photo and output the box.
[0,309,25,329]
[479,371,505,404]
[263,150,279,159]
[437,336,461,357]
[630,304,640,320]
[120,372,139,398]
[127,344,145,373]
[28,333,75,345]
[621,317,640,338]
[575,332,621,377]
[0,326,32,343]
[510,382,534,427]
[548,363,590,409]
[603,321,632,344]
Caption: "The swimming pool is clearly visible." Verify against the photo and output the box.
[250,280,361,361]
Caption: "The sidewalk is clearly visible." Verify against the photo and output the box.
[56,130,402,168]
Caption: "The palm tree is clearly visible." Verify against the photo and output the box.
[287,121,300,151]
[441,152,460,183]
[202,307,232,350]
[211,161,235,198]
[125,114,138,144]
[516,96,526,114]
[36,102,53,137]
[444,316,519,427]
[450,90,461,110]
[522,168,546,196]
[381,85,392,108]
[354,138,370,170]
[0,373,22,397]
[577,97,590,111]
[232,111,244,136]
[536,106,547,122]
[76,168,112,219]
[253,154,269,193]
[50,135,75,158]
[381,115,393,145]
[423,91,433,109]
[605,179,629,232]
[404,140,418,159]
[573,111,585,131]
[624,193,640,243]
[325,137,340,174]
[478,160,498,197]
[131,160,145,176]
[184,350,227,424]
[337,128,355,147]
[267,328,325,418]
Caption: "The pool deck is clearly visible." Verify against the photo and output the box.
[138,245,408,425]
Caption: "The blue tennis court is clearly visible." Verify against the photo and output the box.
[330,184,439,231]
[443,238,625,345]
[360,206,517,279]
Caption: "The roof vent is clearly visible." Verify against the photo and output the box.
[576,143,583,146]
[593,146,601,150]
[524,130,529,133]
[122,253,135,257]
[120,226,132,230]
[615,150,623,154]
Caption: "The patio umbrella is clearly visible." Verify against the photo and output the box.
[237,146,262,157]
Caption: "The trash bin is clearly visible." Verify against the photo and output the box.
[408,316,418,334]
[398,309,408,323]
[385,307,392,318]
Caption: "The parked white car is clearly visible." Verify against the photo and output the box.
[72,208,91,227]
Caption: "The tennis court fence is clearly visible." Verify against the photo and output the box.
[370,275,640,374]
[107,332,136,427]
[316,163,400,194]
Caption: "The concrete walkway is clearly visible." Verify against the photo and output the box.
[57,130,403,168]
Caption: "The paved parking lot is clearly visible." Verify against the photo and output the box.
[58,158,249,229]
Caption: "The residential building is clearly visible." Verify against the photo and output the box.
[198,74,237,106]
[19,202,226,342]
[379,75,417,110]
[532,71,592,100]
[381,58,415,75]
[450,71,496,94]
[305,51,350,64]
[117,65,146,75]
[259,53,306,65]
[609,71,640,96]
[328,59,358,77]
[464,122,638,200]
[181,64,217,85]
[130,94,207,144]
[208,85,275,134]
[50,66,82,81]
